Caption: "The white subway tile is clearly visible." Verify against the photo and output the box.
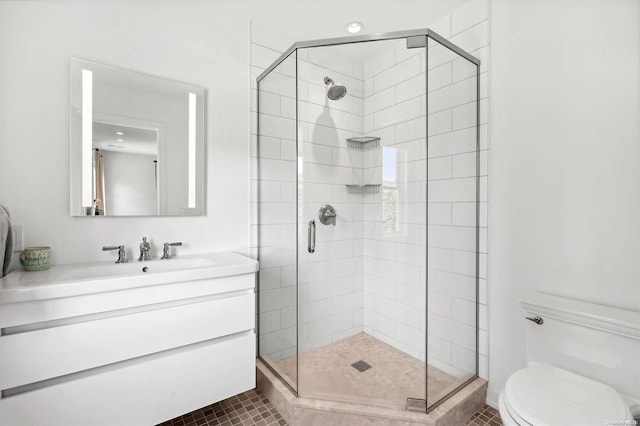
[395,322,425,351]
[251,43,282,70]
[428,62,452,92]
[428,109,452,137]
[428,333,452,365]
[428,247,451,271]
[452,152,477,178]
[258,90,280,116]
[396,283,426,309]
[429,77,477,113]
[451,344,476,374]
[300,298,333,322]
[259,287,296,313]
[364,78,374,98]
[374,55,421,92]
[397,117,426,143]
[428,269,475,301]
[428,44,458,70]
[259,158,296,182]
[257,136,281,160]
[450,20,489,53]
[363,46,395,80]
[332,292,363,314]
[429,225,476,251]
[428,14,452,39]
[396,74,426,104]
[259,113,296,140]
[364,86,396,116]
[451,0,488,36]
[258,267,281,291]
[428,178,476,202]
[451,297,476,326]
[428,127,476,158]
[395,242,425,267]
[428,156,452,180]
[451,202,476,226]
[429,202,452,225]
[259,72,296,99]
[428,290,451,318]
[374,97,421,129]
[450,250,477,277]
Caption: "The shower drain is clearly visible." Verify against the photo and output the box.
[351,360,372,372]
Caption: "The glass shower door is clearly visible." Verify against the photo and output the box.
[295,39,429,410]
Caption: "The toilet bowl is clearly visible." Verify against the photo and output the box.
[498,364,634,426]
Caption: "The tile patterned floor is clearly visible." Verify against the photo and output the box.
[160,387,502,426]
[464,404,502,426]
[157,388,286,426]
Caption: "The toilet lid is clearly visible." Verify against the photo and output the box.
[504,364,633,426]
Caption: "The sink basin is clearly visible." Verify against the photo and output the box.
[0,252,258,304]
[57,257,219,282]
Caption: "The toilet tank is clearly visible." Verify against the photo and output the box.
[520,293,640,404]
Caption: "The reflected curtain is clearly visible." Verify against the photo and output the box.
[94,149,105,215]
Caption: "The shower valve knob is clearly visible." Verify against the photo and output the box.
[318,205,337,226]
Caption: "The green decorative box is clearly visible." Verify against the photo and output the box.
[20,246,50,271]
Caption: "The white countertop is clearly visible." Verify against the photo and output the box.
[0,251,258,304]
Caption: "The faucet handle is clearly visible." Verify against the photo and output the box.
[102,245,128,263]
[161,242,182,260]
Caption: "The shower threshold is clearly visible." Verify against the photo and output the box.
[257,334,487,425]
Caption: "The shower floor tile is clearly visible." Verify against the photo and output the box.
[273,332,473,410]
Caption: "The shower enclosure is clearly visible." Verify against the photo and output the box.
[254,28,480,413]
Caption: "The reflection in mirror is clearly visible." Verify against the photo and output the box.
[70,59,205,216]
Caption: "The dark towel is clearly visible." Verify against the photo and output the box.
[0,205,14,277]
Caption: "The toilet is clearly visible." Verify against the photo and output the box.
[498,293,639,426]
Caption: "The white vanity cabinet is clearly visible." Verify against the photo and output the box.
[0,252,258,426]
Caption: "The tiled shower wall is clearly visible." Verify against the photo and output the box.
[251,0,490,379]
[360,0,489,378]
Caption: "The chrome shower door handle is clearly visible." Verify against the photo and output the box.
[308,220,316,253]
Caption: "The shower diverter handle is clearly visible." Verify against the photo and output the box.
[318,204,337,226]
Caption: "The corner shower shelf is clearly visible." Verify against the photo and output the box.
[347,136,380,151]
[346,184,381,194]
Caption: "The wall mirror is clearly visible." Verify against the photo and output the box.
[70,58,205,216]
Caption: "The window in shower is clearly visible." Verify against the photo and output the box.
[382,147,399,234]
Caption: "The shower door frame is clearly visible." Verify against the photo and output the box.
[256,28,481,414]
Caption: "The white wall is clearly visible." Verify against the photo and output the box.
[0,1,251,263]
[488,0,640,406]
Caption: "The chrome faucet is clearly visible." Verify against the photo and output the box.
[103,245,127,263]
[161,242,183,260]
[138,237,151,261]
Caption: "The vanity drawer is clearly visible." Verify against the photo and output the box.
[0,293,254,390]
[0,273,256,328]
[0,332,256,426]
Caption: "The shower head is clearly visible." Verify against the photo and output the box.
[323,76,347,101]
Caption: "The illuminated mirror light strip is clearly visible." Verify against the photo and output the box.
[188,92,197,209]
[81,69,93,208]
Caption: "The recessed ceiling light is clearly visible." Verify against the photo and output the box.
[115,131,124,136]
[116,138,124,142]
[346,22,363,34]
